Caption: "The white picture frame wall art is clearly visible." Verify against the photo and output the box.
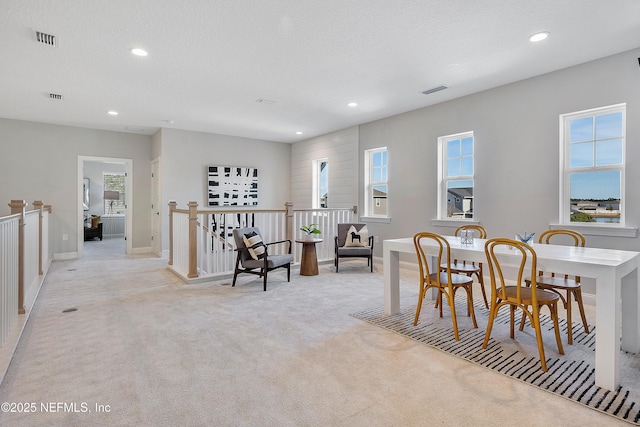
[207,165,258,206]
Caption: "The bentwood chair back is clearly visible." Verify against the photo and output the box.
[441,225,489,308]
[482,238,564,372]
[526,229,589,344]
[414,232,477,340]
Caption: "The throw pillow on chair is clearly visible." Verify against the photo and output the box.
[345,225,368,247]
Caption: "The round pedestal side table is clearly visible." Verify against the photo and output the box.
[296,238,323,276]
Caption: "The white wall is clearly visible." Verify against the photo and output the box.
[291,126,358,209]
[157,128,291,250]
[357,47,640,293]
[0,118,152,256]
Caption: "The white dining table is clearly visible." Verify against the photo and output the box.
[383,235,640,391]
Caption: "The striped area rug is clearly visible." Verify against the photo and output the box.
[351,301,640,425]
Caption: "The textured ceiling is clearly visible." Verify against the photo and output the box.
[1,0,640,143]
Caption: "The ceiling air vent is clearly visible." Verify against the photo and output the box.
[255,98,277,105]
[34,30,57,47]
[49,93,63,100]
[421,85,448,95]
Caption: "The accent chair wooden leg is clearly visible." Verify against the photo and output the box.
[263,269,267,291]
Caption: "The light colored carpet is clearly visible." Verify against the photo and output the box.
[0,238,629,426]
[352,298,640,425]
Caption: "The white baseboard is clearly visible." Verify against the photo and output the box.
[131,246,152,255]
[53,252,78,260]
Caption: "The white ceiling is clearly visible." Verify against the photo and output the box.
[2,1,640,143]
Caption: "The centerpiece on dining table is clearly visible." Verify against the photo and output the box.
[515,231,535,246]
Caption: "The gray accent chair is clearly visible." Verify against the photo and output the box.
[334,223,374,272]
[232,227,294,291]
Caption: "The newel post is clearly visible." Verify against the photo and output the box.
[9,200,26,314]
[168,201,176,266]
[187,201,198,278]
[285,201,294,242]
[33,200,44,275]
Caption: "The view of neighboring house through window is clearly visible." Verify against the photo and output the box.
[438,132,474,219]
[364,147,388,217]
[561,104,625,225]
[103,173,126,215]
[313,159,328,208]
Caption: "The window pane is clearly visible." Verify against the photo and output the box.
[373,168,383,182]
[570,170,620,199]
[570,117,593,143]
[446,180,473,218]
[371,184,387,215]
[461,157,473,175]
[373,151,382,167]
[569,142,593,167]
[596,139,623,166]
[319,161,328,208]
[461,137,473,156]
[447,159,460,177]
[596,112,623,139]
[569,171,620,223]
[447,140,460,158]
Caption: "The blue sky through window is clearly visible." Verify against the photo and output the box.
[569,111,622,200]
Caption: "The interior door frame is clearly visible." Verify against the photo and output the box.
[77,155,133,258]
[151,157,162,256]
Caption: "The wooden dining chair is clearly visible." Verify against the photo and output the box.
[522,229,589,344]
[440,225,489,309]
[482,238,564,372]
[414,232,478,340]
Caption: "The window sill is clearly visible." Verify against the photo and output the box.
[360,216,392,224]
[550,223,638,238]
[431,218,479,228]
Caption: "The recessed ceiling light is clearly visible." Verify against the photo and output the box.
[130,48,148,57]
[529,32,549,42]
[347,102,358,107]
[295,131,303,135]
[107,111,118,116]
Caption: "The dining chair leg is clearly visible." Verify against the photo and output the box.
[509,305,516,339]
[550,303,565,355]
[413,284,426,326]
[463,285,478,328]
[573,288,590,334]
[476,268,489,309]
[482,303,499,349]
[445,292,460,341]
[565,290,574,344]
[531,305,549,372]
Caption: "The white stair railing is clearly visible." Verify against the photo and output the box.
[168,201,356,283]
[291,208,356,262]
[0,200,52,347]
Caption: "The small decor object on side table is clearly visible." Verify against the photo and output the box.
[300,224,321,240]
[460,229,474,244]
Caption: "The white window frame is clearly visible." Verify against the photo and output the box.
[559,104,626,228]
[437,131,474,221]
[103,172,126,216]
[364,147,388,219]
[312,158,328,209]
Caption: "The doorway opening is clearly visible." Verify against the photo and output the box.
[78,156,133,258]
